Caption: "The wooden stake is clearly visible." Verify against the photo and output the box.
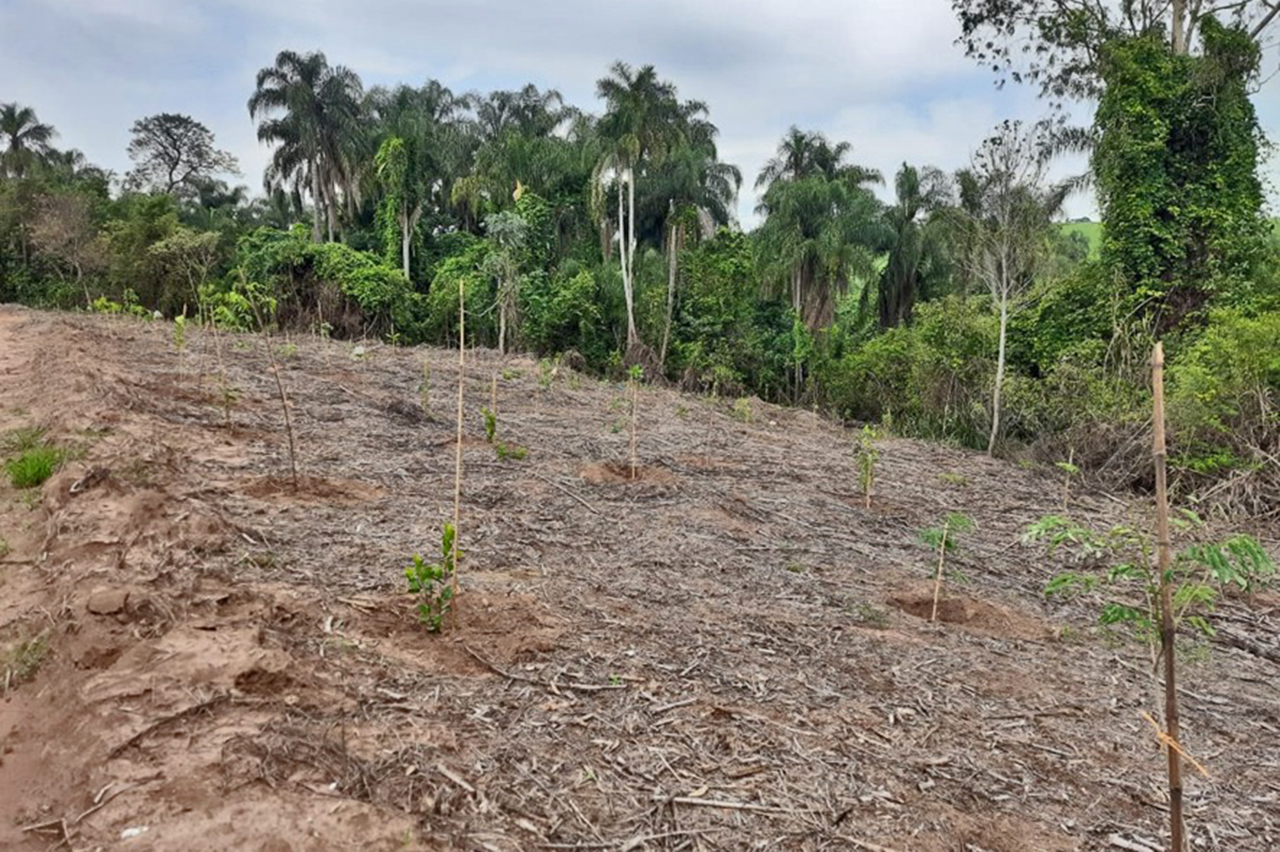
[1152,340,1184,852]
[264,338,299,492]
[930,522,950,622]
[490,373,498,417]
[629,377,639,480]
[451,275,465,615]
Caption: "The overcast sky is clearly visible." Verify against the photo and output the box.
[2,0,1277,227]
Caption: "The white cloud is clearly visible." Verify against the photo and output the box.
[0,0,1275,222]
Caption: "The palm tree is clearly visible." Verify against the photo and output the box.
[755,126,881,194]
[875,163,954,328]
[593,61,687,351]
[475,84,570,143]
[644,116,742,367]
[248,50,364,243]
[755,130,883,334]
[0,103,57,179]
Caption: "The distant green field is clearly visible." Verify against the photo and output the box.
[1059,218,1280,259]
[1061,221,1102,258]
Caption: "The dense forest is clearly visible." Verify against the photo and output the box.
[2,1,1278,511]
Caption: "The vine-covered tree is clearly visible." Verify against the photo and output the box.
[125,113,240,197]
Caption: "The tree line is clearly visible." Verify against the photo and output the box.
[1,0,1277,510]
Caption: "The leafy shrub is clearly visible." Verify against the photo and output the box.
[1030,513,1275,642]
[821,297,996,447]
[235,227,421,341]
[423,240,492,344]
[1167,308,1280,481]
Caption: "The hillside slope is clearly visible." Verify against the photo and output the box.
[1,307,1277,852]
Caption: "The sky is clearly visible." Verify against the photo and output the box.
[2,0,1278,228]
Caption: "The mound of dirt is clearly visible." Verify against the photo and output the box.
[579,461,678,486]
[889,582,1052,640]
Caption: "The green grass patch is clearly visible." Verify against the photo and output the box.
[5,445,64,489]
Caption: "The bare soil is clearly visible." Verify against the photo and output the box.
[1,306,1278,852]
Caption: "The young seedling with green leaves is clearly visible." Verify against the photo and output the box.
[920,512,974,622]
[1056,449,1079,511]
[173,313,188,376]
[481,407,497,444]
[855,425,881,509]
[405,523,457,632]
[1027,513,1275,651]
[245,285,299,490]
[732,397,753,424]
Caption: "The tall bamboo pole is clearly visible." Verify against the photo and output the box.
[451,275,465,610]
[1152,341,1183,852]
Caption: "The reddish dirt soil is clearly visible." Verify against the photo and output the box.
[1,306,1278,851]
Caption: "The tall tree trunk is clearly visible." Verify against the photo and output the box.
[498,292,507,356]
[1172,0,1188,55]
[793,264,803,402]
[310,162,324,243]
[400,204,411,280]
[660,217,679,370]
[626,166,639,347]
[988,288,1009,456]
[618,169,636,348]
[325,182,336,243]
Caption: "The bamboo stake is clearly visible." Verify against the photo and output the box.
[490,373,498,417]
[930,522,950,622]
[1152,340,1183,852]
[629,376,639,480]
[264,339,299,492]
[450,275,465,620]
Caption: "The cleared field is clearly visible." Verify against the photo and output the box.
[1,307,1278,852]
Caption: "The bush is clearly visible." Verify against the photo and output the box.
[423,240,493,344]
[819,296,996,446]
[1168,308,1280,485]
[521,266,606,363]
[234,227,421,341]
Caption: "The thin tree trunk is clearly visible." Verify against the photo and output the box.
[325,184,336,243]
[626,166,639,347]
[618,170,636,348]
[311,163,324,243]
[659,216,678,370]
[1152,341,1184,852]
[793,265,803,402]
[401,204,411,279]
[498,291,507,357]
[988,288,1009,456]
[1172,0,1187,54]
